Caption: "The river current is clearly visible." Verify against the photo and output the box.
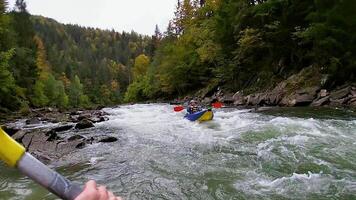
[1,104,356,199]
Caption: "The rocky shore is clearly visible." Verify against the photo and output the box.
[194,67,356,109]
[1,108,118,163]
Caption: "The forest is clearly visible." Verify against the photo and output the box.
[0,0,154,113]
[125,0,356,102]
[1,0,356,111]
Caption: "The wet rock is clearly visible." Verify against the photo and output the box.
[68,135,85,141]
[56,140,86,153]
[2,126,20,136]
[46,130,60,141]
[330,86,351,100]
[28,132,58,153]
[311,96,330,107]
[12,129,28,142]
[99,136,118,143]
[51,124,74,133]
[78,113,92,121]
[25,117,41,125]
[75,119,95,129]
[32,151,53,164]
[90,116,109,123]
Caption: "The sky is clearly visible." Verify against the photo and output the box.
[7,0,177,35]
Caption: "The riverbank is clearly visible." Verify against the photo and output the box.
[1,107,118,163]
[180,67,356,110]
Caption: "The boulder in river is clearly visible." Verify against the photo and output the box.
[68,134,86,141]
[51,124,74,133]
[99,136,118,143]
[75,119,95,129]
[25,117,41,125]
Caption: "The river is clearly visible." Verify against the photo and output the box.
[1,104,356,199]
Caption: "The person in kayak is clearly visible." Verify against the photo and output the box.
[187,100,202,114]
[75,180,122,200]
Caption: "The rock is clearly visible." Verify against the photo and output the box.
[247,94,264,106]
[27,132,57,153]
[46,130,60,141]
[350,99,356,107]
[265,92,283,105]
[25,117,41,125]
[330,86,351,100]
[51,124,74,133]
[221,93,235,104]
[294,94,315,106]
[233,91,246,106]
[78,113,92,121]
[311,96,330,107]
[68,135,85,141]
[90,116,109,123]
[99,136,118,143]
[2,126,20,136]
[75,119,94,129]
[12,130,28,142]
[296,86,320,96]
[319,89,329,98]
[351,87,356,96]
[329,97,351,107]
[56,140,86,153]
[32,151,53,164]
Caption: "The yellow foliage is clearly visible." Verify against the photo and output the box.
[133,54,150,80]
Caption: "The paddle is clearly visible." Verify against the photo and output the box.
[174,105,185,112]
[174,102,223,112]
[0,128,82,200]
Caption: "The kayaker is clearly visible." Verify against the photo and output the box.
[75,180,122,200]
[187,100,201,114]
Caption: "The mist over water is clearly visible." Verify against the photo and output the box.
[1,104,356,199]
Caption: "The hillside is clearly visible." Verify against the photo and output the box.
[124,0,356,107]
[0,0,155,113]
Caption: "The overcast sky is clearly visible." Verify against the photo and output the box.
[7,0,177,35]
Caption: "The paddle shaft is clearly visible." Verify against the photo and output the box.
[17,153,82,200]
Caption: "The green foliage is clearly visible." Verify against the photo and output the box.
[0,0,155,111]
[69,75,85,107]
[31,80,48,107]
[0,49,22,111]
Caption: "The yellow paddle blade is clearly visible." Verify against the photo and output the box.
[0,128,25,167]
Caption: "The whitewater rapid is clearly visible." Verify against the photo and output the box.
[1,104,355,199]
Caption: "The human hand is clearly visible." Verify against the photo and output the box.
[74,180,122,200]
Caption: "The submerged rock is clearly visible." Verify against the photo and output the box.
[99,136,118,143]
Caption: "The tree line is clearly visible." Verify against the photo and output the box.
[125,0,356,101]
[0,0,154,112]
[1,0,355,110]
